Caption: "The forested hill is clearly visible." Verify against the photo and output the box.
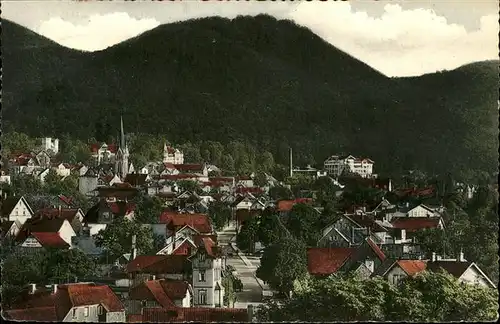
[2,15,498,176]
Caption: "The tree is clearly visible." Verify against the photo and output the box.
[258,151,275,173]
[1,249,96,308]
[236,216,260,253]
[256,271,499,322]
[221,268,238,307]
[256,236,307,296]
[94,217,155,258]
[268,186,294,201]
[134,192,164,224]
[253,171,268,188]
[208,201,231,231]
[286,203,321,246]
[257,208,286,247]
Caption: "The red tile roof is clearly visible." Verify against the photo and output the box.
[128,314,143,322]
[163,163,176,169]
[277,198,313,212]
[236,187,264,194]
[159,212,212,234]
[396,260,427,276]
[90,143,118,154]
[173,164,205,172]
[391,217,442,232]
[108,202,136,215]
[34,208,81,222]
[209,177,234,183]
[31,232,70,248]
[4,306,58,321]
[307,248,355,275]
[161,174,200,181]
[142,307,248,322]
[172,240,195,256]
[126,255,190,274]
[365,237,387,261]
[6,283,124,321]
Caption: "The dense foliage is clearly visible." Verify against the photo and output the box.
[3,16,498,177]
[1,249,97,308]
[257,272,499,322]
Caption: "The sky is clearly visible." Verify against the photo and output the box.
[2,0,499,77]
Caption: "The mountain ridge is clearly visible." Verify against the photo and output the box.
[1,16,498,175]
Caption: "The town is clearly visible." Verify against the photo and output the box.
[0,119,498,322]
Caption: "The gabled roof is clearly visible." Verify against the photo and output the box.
[29,232,70,248]
[142,306,248,322]
[126,255,190,274]
[5,283,124,321]
[130,279,190,307]
[34,208,83,223]
[173,164,205,172]
[124,173,148,186]
[1,196,34,217]
[307,247,355,275]
[159,212,212,234]
[391,217,443,232]
[16,218,67,243]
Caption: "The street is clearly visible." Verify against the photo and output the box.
[217,222,264,308]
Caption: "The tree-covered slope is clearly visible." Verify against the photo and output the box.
[1,15,497,175]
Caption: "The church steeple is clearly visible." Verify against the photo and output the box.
[120,116,126,150]
[115,116,129,179]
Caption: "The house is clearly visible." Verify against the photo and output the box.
[83,200,137,235]
[139,162,161,175]
[173,164,208,177]
[16,217,76,249]
[3,283,126,322]
[79,168,99,196]
[128,279,192,314]
[372,252,496,289]
[90,143,118,164]
[235,176,254,188]
[26,194,75,211]
[390,217,445,237]
[140,306,251,322]
[1,219,21,241]
[38,137,60,155]
[231,195,254,210]
[33,207,85,234]
[405,204,442,218]
[317,213,390,248]
[163,145,184,165]
[324,155,375,178]
[52,163,72,177]
[276,198,314,216]
[124,173,149,188]
[159,211,213,237]
[1,195,34,225]
[127,255,192,284]
[307,238,386,278]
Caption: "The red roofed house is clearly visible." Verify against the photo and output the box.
[277,198,313,213]
[372,252,496,289]
[3,283,126,322]
[34,207,85,234]
[173,163,208,177]
[390,217,445,240]
[141,305,251,322]
[128,279,192,314]
[16,217,76,250]
[90,143,118,164]
[159,211,213,237]
[307,237,386,278]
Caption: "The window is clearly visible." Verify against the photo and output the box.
[97,305,104,315]
[198,253,206,262]
[392,274,406,286]
[198,289,207,305]
[199,270,206,282]
[84,307,89,317]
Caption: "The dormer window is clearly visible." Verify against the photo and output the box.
[98,305,104,315]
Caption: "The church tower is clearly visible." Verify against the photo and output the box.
[163,143,169,164]
[115,116,130,179]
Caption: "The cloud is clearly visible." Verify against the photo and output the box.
[288,3,498,76]
[37,12,160,51]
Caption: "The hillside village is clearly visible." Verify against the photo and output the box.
[0,119,498,322]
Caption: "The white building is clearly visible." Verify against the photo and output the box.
[324,155,374,178]
[39,137,59,155]
[190,246,225,308]
[163,144,184,164]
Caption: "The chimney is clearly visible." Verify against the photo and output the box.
[29,283,37,294]
[247,304,254,322]
[388,179,392,192]
[131,234,137,260]
[289,148,293,178]
[431,252,436,262]
[151,275,156,280]
[458,249,466,262]
[58,205,62,217]
[52,284,58,294]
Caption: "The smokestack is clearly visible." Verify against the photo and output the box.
[52,284,58,294]
[289,148,293,178]
[431,252,436,262]
[131,234,137,260]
